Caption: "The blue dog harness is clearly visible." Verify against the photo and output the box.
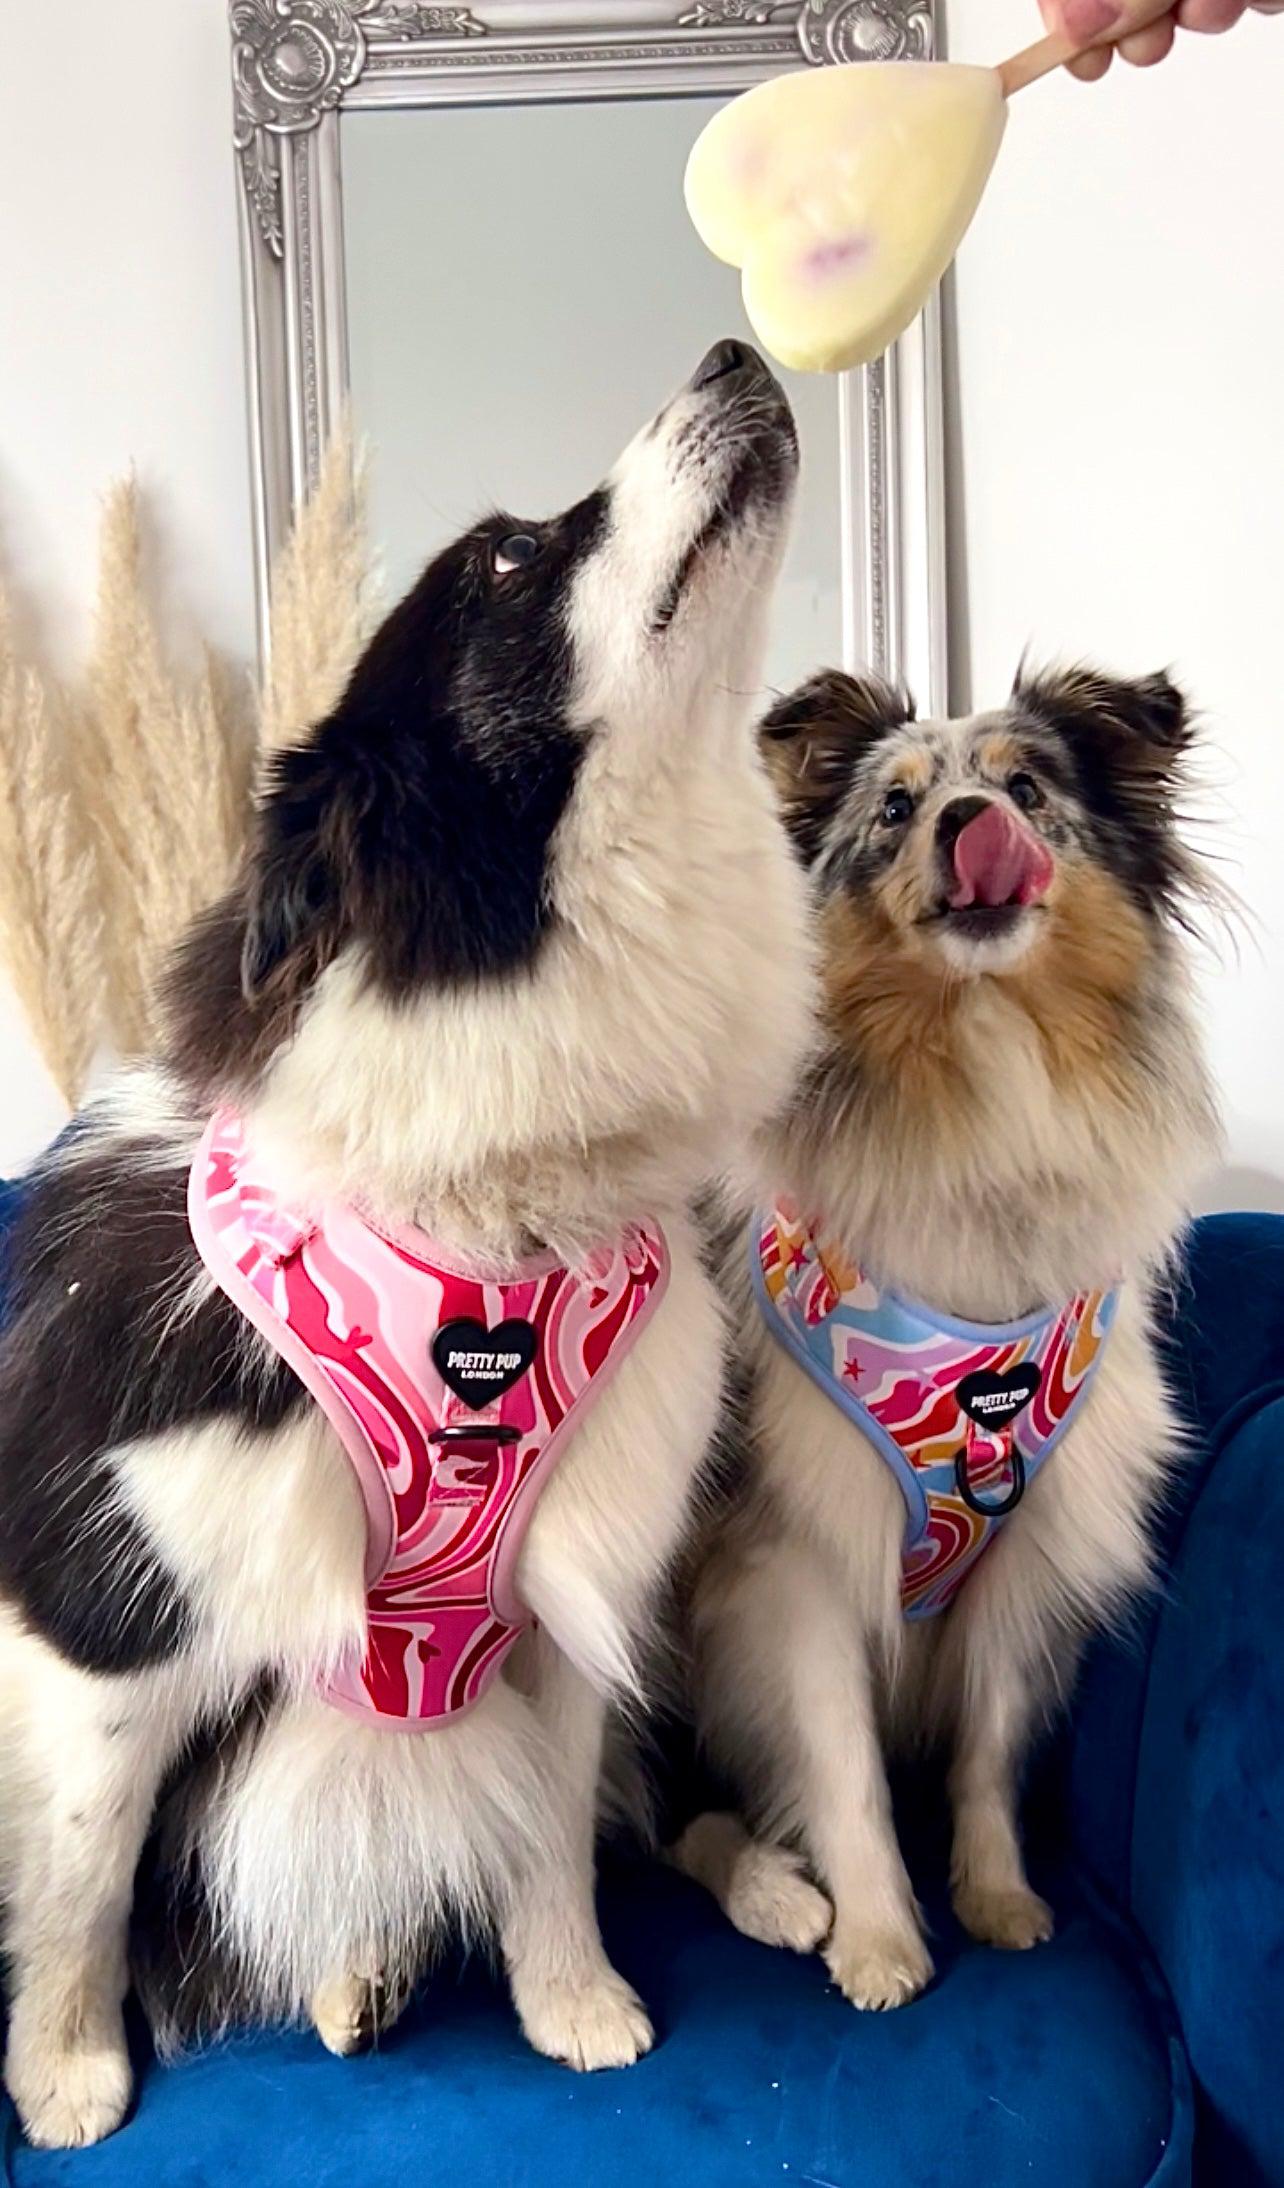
[753,1204,1120,1617]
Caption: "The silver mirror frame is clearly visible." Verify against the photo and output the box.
[230,0,948,711]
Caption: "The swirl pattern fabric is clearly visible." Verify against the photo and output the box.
[753,1203,1118,1619]
[189,1111,668,1727]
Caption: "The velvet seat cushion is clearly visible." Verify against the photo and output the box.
[15,1207,1283,2185]
[5,1856,1189,2188]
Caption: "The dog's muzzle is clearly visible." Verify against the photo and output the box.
[938,799,1053,912]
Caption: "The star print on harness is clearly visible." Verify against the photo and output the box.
[188,1111,668,1726]
[752,1204,1118,1617]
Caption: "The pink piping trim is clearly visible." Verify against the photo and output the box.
[187,1141,394,1584]
[486,1235,671,1625]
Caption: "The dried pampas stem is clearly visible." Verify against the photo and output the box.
[0,432,373,1102]
[260,420,375,753]
[0,593,105,1105]
[85,476,254,1048]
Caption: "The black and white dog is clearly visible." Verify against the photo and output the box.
[0,342,812,2147]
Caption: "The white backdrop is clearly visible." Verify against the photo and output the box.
[0,0,1280,1207]
[947,0,1284,1212]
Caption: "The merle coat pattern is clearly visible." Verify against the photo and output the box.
[675,665,1219,2010]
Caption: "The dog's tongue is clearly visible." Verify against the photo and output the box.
[950,804,1053,910]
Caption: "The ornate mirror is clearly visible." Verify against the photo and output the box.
[231,0,948,707]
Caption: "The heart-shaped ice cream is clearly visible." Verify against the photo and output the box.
[685,62,1007,374]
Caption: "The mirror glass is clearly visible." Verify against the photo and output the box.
[342,95,844,698]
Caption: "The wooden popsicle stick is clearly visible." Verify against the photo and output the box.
[998,0,1177,97]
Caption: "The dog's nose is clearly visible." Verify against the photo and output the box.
[690,339,756,390]
[943,799,1055,911]
[935,795,992,854]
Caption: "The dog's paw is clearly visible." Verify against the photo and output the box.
[824,1921,933,2011]
[669,1816,832,1954]
[516,1966,654,2072]
[726,1843,833,1955]
[311,1971,409,2056]
[953,1881,1055,1952]
[6,2033,133,2149]
[311,1972,375,2058]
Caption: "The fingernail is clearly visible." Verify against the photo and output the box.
[1062,0,1123,35]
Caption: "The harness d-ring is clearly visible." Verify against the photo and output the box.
[954,1442,1027,1519]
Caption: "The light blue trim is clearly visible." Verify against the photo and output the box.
[750,1216,1124,1606]
[750,1241,931,1547]
[865,1277,1063,1347]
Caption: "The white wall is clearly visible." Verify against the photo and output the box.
[0,0,251,1167]
[0,0,1280,1206]
[947,0,1284,1208]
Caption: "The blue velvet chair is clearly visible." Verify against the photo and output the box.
[0,1201,1278,2188]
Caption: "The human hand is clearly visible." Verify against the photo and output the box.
[1039,0,1284,81]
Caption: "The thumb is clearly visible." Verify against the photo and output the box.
[1048,0,1192,33]
[1039,0,1125,75]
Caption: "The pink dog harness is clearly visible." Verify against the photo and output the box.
[753,1203,1118,1618]
[189,1110,668,1727]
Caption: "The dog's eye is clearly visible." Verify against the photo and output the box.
[1008,771,1043,813]
[880,786,914,828]
[493,533,541,577]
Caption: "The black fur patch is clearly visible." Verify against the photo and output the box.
[164,492,608,1099]
[761,670,915,867]
[1012,666,1198,927]
[0,1137,304,1674]
[132,1692,278,2055]
[1,493,621,1670]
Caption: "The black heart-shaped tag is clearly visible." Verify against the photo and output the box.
[431,1317,538,1410]
[956,1364,1042,1430]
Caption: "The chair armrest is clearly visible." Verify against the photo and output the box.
[0,1175,25,1310]
[1126,1395,1284,2186]
[1162,1213,1284,1459]
[1070,1213,1284,2186]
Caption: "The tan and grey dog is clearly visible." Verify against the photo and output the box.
[675,664,1218,2011]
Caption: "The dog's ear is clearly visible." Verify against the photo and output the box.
[1013,663,1206,928]
[1013,664,1194,793]
[761,670,915,864]
[240,746,354,1007]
